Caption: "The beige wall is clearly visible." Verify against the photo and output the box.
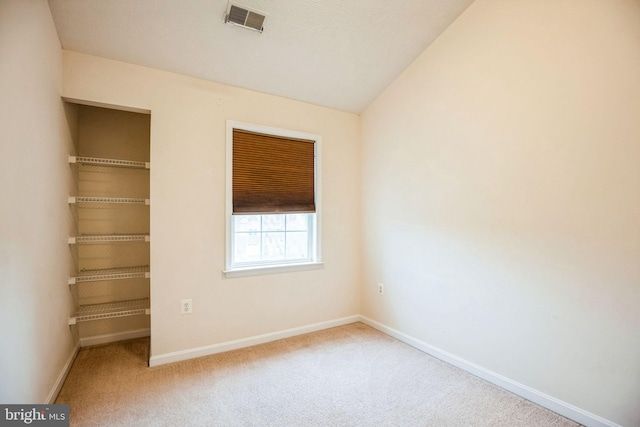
[0,0,77,403]
[361,1,640,425]
[62,50,362,358]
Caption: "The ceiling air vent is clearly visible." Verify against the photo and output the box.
[224,3,266,33]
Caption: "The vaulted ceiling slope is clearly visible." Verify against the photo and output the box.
[48,0,474,113]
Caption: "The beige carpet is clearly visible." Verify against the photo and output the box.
[56,323,580,426]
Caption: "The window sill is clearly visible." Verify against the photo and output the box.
[223,262,324,278]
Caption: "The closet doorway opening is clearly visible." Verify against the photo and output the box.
[65,99,151,359]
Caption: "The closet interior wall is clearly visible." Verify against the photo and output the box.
[69,104,151,343]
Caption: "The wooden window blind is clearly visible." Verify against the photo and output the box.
[233,129,315,214]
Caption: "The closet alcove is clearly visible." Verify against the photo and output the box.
[65,101,151,349]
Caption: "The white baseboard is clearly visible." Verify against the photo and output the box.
[78,314,619,427]
[46,343,79,404]
[359,316,621,427]
[149,315,360,367]
[80,328,150,347]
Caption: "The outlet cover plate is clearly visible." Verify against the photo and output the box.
[181,299,193,314]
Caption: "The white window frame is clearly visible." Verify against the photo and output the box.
[224,120,323,277]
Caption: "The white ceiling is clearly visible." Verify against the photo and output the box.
[48,0,474,113]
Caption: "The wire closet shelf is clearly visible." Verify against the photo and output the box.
[68,234,150,244]
[68,265,150,285]
[69,155,150,169]
[68,298,150,325]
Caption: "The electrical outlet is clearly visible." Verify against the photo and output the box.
[181,299,193,314]
[377,283,384,295]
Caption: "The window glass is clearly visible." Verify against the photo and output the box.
[286,231,308,260]
[263,214,285,231]
[232,213,313,266]
[233,231,261,263]
[234,215,261,232]
[285,214,308,231]
[262,231,285,261]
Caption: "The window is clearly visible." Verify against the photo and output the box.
[233,213,312,264]
[225,121,322,275]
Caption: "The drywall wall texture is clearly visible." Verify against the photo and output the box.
[0,0,78,403]
[62,51,361,358]
[361,1,640,425]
